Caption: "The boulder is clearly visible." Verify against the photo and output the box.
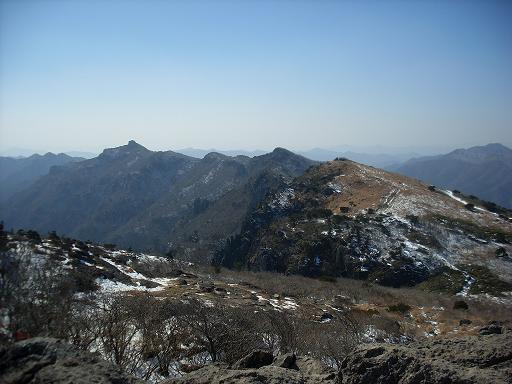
[198,281,215,292]
[338,334,512,384]
[479,321,503,335]
[0,338,142,384]
[165,355,338,384]
[295,356,336,379]
[332,295,352,309]
[232,350,274,369]
[272,353,298,370]
[214,287,227,295]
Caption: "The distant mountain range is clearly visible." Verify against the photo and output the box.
[388,143,512,208]
[176,147,267,158]
[0,141,315,255]
[0,152,84,203]
[176,148,417,168]
[1,141,511,261]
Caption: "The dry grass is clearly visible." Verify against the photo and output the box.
[187,266,512,338]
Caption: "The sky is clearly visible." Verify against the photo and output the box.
[1,0,511,154]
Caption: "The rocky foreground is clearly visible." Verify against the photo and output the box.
[339,334,512,384]
[0,338,143,384]
[1,334,511,384]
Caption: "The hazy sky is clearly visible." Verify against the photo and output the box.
[1,0,511,154]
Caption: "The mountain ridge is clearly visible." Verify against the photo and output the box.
[0,152,84,203]
[214,158,512,293]
[389,143,512,208]
[1,141,316,255]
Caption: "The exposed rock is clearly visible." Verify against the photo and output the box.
[295,356,337,379]
[479,321,503,335]
[339,334,512,384]
[272,353,298,370]
[459,319,472,326]
[453,300,469,310]
[169,269,184,277]
[165,354,338,384]
[214,287,227,295]
[0,337,142,384]
[232,350,274,369]
[197,281,215,292]
[332,295,352,309]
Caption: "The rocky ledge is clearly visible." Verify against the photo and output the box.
[165,350,338,384]
[168,333,512,384]
[0,337,142,384]
[339,333,512,384]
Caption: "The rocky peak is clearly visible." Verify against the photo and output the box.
[270,147,296,158]
[203,151,229,162]
[99,140,150,159]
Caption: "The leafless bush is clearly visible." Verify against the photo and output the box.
[0,246,75,341]
[258,310,301,354]
[295,312,362,370]
[66,296,101,350]
[177,299,266,365]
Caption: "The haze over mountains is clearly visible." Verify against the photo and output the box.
[0,152,83,203]
[165,146,434,168]
[389,143,512,209]
[1,141,511,259]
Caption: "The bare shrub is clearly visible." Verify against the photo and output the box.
[0,246,75,341]
[258,310,301,354]
[94,294,150,375]
[178,299,266,365]
[299,314,361,370]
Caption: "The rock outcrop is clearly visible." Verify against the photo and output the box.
[339,333,512,384]
[2,334,511,384]
[166,351,338,384]
[0,338,142,384]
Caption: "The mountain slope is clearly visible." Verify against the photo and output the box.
[1,141,199,243]
[0,152,84,203]
[215,159,512,292]
[1,142,316,255]
[389,143,512,208]
[104,147,316,255]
